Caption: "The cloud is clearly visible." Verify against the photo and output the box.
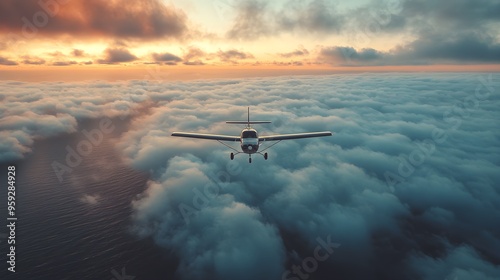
[1,73,499,279]
[319,46,385,65]
[217,49,254,63]
[52,60,77,66]
[279,47,309,58]
[183,60,205,66]
[0,56,18,65]
[80,194,101,205]
[132,156,285,280]
[396,32,500,63]
[226,0,344,40]
[318,32,500,65]
[0,0,187,39]
[152,52,183,64]
[226,0,271,40]
[22,55,46,65]
[0,81,150,161]
[276,0,343,33]
[72,49,85,57]
[97,48,138,64]
[183,46,206,62]
[408,244,500,280]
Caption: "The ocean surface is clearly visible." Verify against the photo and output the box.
[0,119,177,280]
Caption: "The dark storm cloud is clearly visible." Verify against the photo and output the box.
[1,74,499,279]
[152,52,183,64]
[97,48,138,64]
[0,56,18,65]
[0,0,187,39]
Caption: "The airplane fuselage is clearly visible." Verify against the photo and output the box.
[240,128,259,154]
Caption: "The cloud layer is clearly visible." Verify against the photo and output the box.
[1,73,499,279]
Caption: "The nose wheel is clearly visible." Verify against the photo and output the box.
[249,156,252,163]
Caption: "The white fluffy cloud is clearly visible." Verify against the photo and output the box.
[1,73,499,279]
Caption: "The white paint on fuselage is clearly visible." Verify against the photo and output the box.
[240,128,259,154]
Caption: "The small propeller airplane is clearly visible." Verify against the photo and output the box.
[172,108,332,163]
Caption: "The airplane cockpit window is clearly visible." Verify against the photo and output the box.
[242,130,257,138]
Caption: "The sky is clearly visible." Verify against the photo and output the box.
[0,73,499,279]
[1,1,500,279]
[1,0,500,81]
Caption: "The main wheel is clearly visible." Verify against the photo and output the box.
[230,153,234,160]
[264,153,268,160]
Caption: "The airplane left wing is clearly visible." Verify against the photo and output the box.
[259,131,332,141]
[172,132,240,142]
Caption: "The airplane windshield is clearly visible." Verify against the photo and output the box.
[242,130,257,138]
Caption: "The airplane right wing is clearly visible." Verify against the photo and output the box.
[171,132,240,142]
[259,131,332,142]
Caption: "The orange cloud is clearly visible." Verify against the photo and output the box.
[0,0,187,39]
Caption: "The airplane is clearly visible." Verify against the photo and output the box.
[171,108,332,163]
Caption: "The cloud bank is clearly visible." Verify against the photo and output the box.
[1,73,499,279]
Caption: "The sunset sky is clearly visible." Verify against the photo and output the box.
[1,0,500,80]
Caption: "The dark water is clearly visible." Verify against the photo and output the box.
[0,119,177,280]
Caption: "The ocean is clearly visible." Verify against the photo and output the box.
[1,118,177,280]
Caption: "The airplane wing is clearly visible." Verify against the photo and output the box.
[171,132,240,142]
[259,131,332,141]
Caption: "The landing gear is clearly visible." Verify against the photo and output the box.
[249,156,252,163]
[230,153,234,160]
[264,152,268,160]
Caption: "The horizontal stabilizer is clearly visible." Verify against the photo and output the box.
[226,121,271,124]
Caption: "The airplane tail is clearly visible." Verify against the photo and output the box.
[226,107,271,127]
